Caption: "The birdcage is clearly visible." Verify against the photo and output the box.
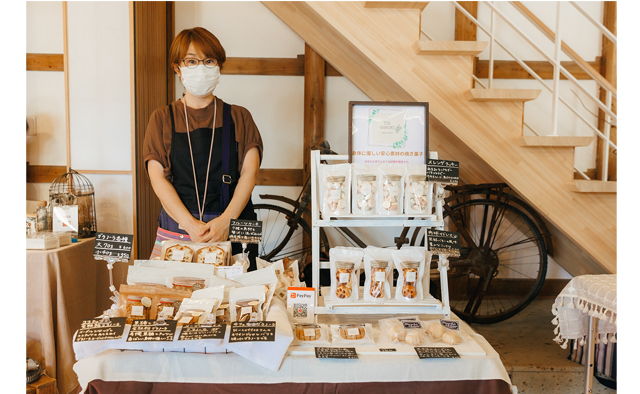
[49,169,97,238]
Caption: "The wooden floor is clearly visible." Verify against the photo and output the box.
[470,297,616,394]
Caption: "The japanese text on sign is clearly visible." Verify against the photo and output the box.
[93,232,133,261]
[126,319,177,342]
[74,317,126,342]
[315,347,358,359]
[427,159,459,185]
[229,219,262,244]
[427,228,461,257]
[178,324,227,341]
[415,347,460,359]
[228,321,276,342]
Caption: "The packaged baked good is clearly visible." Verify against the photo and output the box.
[171,276,206,292]
[159,240,232,265]
[234,267,278,316]
[229,285,267,322]
[156,297,181,319]
[195,245,226,265]
[163,244,194,262]
[379,316,427,346]
[329,247,363,303]
[392,247,427,302]
[215,303,230,325]
[258,258,301,302]
[424,320,465,345]
[404,164,430,215]
[174,297,221,327]
[291,323,331,346]
[352,164,378,215]
[377,164,406,215]
[126,266,168,287]
[319,163,351,217]
[330,323,375,346]
[124,295,151,325]
[363,247,393,302]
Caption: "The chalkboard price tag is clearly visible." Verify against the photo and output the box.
[126,319,177,342]
[315,347,358,359]
[427,159,459,185]
[228,321,276,342]
[415,347,460,359]
[427,228,461,257]
[440,320,460,331]
[74,317,126,342]
[178,324,227,341]
[229,219,263,244]
[93,232,134,261]
[379,348,397,352]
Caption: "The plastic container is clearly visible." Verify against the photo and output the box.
[406,175,429,214]
[380,174,403,215]
[36,201,50,232]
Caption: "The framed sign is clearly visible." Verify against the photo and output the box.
[349,101,429,164]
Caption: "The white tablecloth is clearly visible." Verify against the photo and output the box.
[552,274,617,349]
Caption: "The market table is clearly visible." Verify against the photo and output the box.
[73,303,513,394]
[27,238,128,394]
[552,274,617,394]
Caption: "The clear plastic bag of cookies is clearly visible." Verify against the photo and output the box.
[229,285,267,322]
[329,247,364,303]
[124,295,152,325]
[362,247,393,302]
[352,164,378,215]
[330,323,375,346]
[174,297,221,327]
[392,247,427,302]
[234,267,278,317]
[404,164,431,215]
[377,164,406,215]
[423,319,465,345]
[319,163,351,217]
[291,323,331,346]
[379,316,427,346]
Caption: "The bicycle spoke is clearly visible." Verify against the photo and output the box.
[494,236,540,252]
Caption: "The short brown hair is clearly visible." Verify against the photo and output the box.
[169,27,226,70]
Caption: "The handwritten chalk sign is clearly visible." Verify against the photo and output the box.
[379,348,397,352]
[440,320,460,331]
[427,159,459,185]
[126,319,177,342]
[415,347,460,359]
[229,219,263,244]
[74,317,126,342]
[178,324,226,341]
[427,228,461,257]
[315,347,358,359]
[93,232,133,261]
[228,321,276,342]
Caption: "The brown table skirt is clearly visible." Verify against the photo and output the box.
[82,379,511,394]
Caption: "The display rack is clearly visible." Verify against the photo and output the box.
[310,150,452,316]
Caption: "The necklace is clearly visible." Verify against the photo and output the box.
[182,96,217,222]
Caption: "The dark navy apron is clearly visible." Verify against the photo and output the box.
[157,101,258,271]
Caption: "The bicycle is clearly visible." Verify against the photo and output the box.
[255,142,551,324]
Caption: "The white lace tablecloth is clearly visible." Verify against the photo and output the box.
[552,274,617,349]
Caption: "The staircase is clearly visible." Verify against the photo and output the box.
[263,1,616,275]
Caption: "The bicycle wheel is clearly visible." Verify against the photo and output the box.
[411,199,547,324]
[254,203,330,264]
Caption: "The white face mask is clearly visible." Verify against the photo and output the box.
[179,65,220,98]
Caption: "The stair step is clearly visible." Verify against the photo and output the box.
[412,40,488,56]
[464,89,541,102]
[518,136,594,147]
[569,181,616,193]
[364,2,429,10]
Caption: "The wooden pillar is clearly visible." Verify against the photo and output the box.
[133,1,174,259]
[455,1,478,87]
[595,1,616,181]
[303,44,326,259]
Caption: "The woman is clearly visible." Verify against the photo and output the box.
[143,27,262,270]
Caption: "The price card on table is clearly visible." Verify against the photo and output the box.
[440,320,460,330]
[228,321,276,342]
[415,347,460,359]
[178,324,227,341]
[126,319,177,342]
[74,317,126,342]
[379,348,397,352]
[315,347,358,359]
[93,232,134,261]
[427,159,459,185]
[229,219,262,244]
[426,229,461,258]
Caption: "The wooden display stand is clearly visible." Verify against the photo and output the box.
[26,375,56,394]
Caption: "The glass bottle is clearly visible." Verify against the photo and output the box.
[36,201,49,232]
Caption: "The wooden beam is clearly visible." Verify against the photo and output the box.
[454,1,477,41]
[27,165,67,183]
[596,1,617,181]
[476,59,601,80]
[255,169,304,186]
[223,56,304,76]
[26,54,64,71]
[511,1,617,97]
[364,2,429,10]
